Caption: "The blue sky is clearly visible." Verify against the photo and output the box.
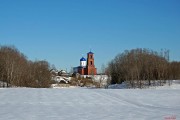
[0,0,180,72]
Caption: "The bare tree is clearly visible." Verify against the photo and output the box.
[0,45,52,88]
[106,48,175,88]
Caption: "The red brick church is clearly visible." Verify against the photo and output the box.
[73,51,97,75]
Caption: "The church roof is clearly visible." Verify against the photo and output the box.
[88,51,94,54]
[80,57,86,61]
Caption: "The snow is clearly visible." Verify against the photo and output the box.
[108,80,180,90]
[150,80,180,90]
[0,88,179,120]
[108,82,128,89]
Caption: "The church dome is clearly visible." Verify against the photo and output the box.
[80,57,86,61]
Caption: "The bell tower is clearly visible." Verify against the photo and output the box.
[87,52,95,67]
[86,51,97,75]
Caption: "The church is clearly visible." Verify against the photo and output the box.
[73,51,97,75]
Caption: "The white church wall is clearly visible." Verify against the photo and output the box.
[80,61,86,67]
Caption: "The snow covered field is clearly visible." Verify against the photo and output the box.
[0,88,179,120]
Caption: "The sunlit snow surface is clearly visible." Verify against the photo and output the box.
[0,88,179,120]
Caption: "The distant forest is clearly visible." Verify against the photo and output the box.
[0,45,51,88]
[106,48,180,88]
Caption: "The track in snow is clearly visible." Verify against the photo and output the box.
[0,88,179,120]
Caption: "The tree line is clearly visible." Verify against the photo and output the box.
[0,45,51,88]
[107,48,180,88]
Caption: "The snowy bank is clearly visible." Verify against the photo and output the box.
[108,80,180,89]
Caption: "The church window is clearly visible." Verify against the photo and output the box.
[90,61,93,65]
[90,55,93,59]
